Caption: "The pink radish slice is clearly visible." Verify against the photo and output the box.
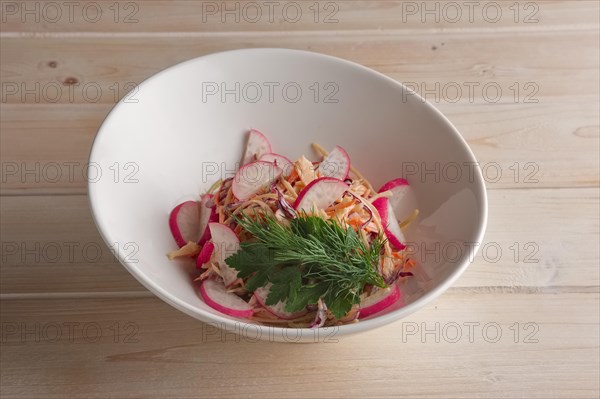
[293,177,348,212]
[379,178,409,193]
[196,241,215,269]
[241,129,272,165]
[198,194,218,245]
[232,161,283,201]
[169,201,201,248]
[318,145,351,180]
[208,223,240,286]
[378,178,417,223]
[359,284,402,318]
[259,153,294,177]
[372,197,406,250]
[254,284,308,320]
[200,279,254,318]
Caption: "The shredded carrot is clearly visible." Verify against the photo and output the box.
[287,167,299,182]
[218,207,225,224]
[348,216,363,229]
[167,241,201,260]
[280,177,298,199]
[330,198,355,212]
[233,224,243,235]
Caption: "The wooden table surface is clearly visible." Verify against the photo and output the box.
[1,1,599,398]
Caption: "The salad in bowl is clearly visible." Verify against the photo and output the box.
[167,129,419,328]
[89,48,487,341]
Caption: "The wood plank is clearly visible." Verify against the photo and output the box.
[1,0,598,33]
[1,94,598,194]
[1,188,598,295]
[1,292,598,398]
[439,98,600,190]
[1,31,598,105]
[0,195,146,294]
[0,104,106,194]
[1,2,597,396]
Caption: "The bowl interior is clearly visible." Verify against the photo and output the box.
[89,49,487,339]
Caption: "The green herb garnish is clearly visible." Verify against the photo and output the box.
[225,213,386,318]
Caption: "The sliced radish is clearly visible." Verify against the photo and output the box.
[254,284,308,320]
[196,241,215,269]
[198,194,218,245]
[208,223,240,286]
[378,178,418,223]
[294,177,348,212]
[372,197,406,250]
[318,145,351,180]
[379,178,409,194]
[259,153,294,177]
[359,284,402,318]
[200,279,254,318]
[241,129,272,165]
[232,161,283,201]
[169,201,201,248]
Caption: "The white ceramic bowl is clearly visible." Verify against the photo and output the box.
[89,48,487,342]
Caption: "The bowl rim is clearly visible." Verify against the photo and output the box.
[88,48,488,337]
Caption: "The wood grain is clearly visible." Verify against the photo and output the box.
[1,292,598,398]
[1,1,599,397]
[1,188,597,295]
[0,194,146,294]
[1,0,598,33]
[0,104,107,194]
[1,31,598,105]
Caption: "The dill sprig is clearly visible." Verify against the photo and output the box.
[225,212,386,319]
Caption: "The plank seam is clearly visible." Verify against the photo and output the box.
[1,25,599,39]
